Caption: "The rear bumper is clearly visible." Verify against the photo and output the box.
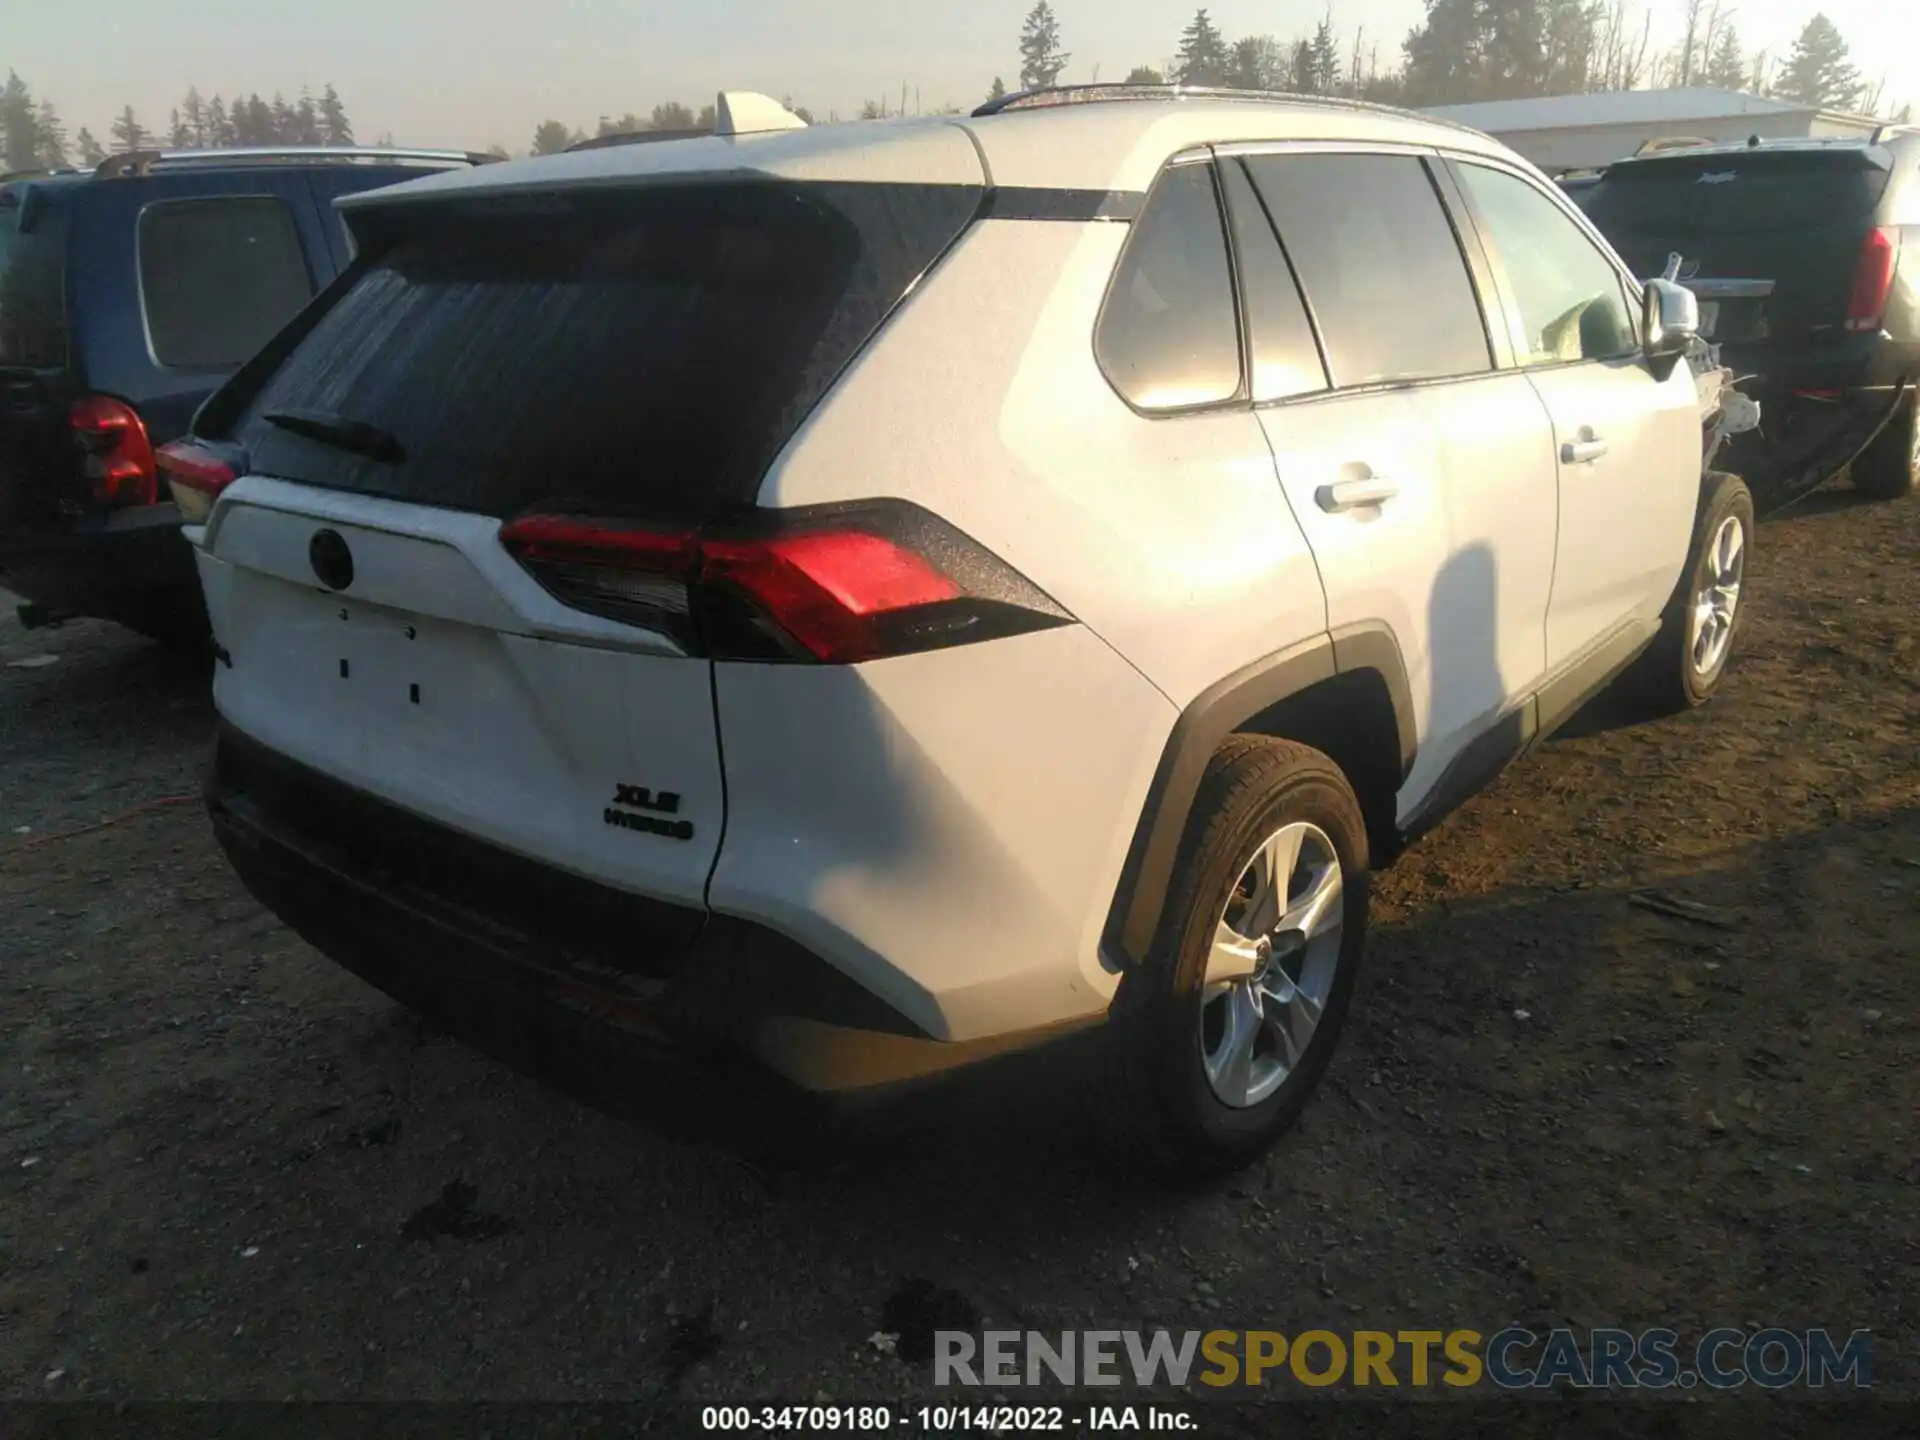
[1714,351,1915,506]
[206,723,1080,1095]
[0,502,204,628]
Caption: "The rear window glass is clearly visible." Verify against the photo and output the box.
[0,192,68,368]
[226,182,979,520]
[1580,153,1892,239]
[1095,161,1243,410]
[140,197,314,369]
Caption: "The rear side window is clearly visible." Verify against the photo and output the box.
[1579,152,1893,239]
[1095,161,1242,410]
[139,197,313,369]
[1217,158,1328,403]
[1243,154,1491,388]
[1454,163,1639,365]
[224,182,980,520]
[0,193,68,368]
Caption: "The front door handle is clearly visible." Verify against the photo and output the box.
[1562,436,1610,464]
[1316,477,1400,513]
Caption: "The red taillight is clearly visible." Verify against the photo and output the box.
[69,395,155,508]
[1845,228,1898,334]
[155,440,241,524]
[499,503,1069,664]
[702,531,963,664]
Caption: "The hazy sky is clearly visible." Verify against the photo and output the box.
[8,0,1914,153]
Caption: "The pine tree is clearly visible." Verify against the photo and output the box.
[1122,66,1165,85]
[985,76,1008,105]
[1701,22,1747,91]
[73,126,104,165]
[270,94,296,142]
[180,87,206,147]
[531,119,575,155]
[34,100,68,168]
[230,94,257,145]
[649,101,696,130]
[245,94,276,144]
[206,95,234,147]
[1309,15,1343,93]
[1228,37,1283,91]
[169,108,191,147]
[1176,9,1231,87]
[1018,2,1070,91]
[1540,0,1598,94]
[1773,14,1860,110]
[1289,38,1316,93]
[1403,0,1487,105]
[318,85,353,145]
[110,105,150,153]
[1481,0,1546,100]
[0,72,39,173]
[697,102,717,129]
[294,90,321,144]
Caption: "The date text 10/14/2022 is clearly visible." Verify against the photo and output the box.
[701,1406,1195,1432]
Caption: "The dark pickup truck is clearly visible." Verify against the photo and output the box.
[0,146,492,642]
[1571,127,1920,507]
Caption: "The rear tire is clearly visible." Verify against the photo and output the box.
[1099,736,1370,1176]
[1628,471,1754,716]
[1851,402,1918,501]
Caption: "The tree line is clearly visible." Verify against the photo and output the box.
[993,0,1890,115]
[3,3,1897,174]
[1,71,356,173]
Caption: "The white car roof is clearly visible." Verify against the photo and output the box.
[338,94,1518,213]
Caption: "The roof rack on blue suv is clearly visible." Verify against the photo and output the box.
[95,145,500,179]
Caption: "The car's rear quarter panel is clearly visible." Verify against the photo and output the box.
[728,210,1329,1042]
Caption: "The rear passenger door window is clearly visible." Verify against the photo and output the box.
[1452,162,1639,366]
[1217,158,1328,403]
[139,197,314,370]
[1095,160,1242,410]
[1241,153,1492,387]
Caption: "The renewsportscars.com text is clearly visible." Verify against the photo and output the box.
[934,1327,1874,1391]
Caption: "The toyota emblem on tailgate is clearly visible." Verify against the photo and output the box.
[309,529,354,591]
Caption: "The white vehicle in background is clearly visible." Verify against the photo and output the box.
[161,85,1752,1169]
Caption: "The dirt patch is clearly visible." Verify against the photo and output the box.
[3,481,1918,1406]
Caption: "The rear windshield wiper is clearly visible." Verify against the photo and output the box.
[263,409,405,464]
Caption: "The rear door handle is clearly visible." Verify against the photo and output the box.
[1562,437,1609,464]
[1316,477,1400,513]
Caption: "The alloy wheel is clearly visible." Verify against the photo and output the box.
[1689,513,1745,677]
[1198,821,1344,1109]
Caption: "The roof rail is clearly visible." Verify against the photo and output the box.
[93,145,496,179]
[0,165,85,183]
[564,127,709,153]
[970,82,1486,136]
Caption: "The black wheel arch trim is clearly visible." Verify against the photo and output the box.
[1103,625,1416,968]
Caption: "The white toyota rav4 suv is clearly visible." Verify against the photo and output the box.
[163,87,1752,1169]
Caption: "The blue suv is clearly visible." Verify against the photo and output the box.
[0,146,492,643]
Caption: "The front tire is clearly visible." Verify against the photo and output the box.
[1629,471,1754,715]
[1102,737,1370,1174]
[1851,401,1917,501]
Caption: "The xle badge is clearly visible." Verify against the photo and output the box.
[604,783,694,842]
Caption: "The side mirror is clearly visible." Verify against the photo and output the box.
[1643,278,1700,360]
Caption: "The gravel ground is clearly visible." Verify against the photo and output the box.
[2,481,1917,1425]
